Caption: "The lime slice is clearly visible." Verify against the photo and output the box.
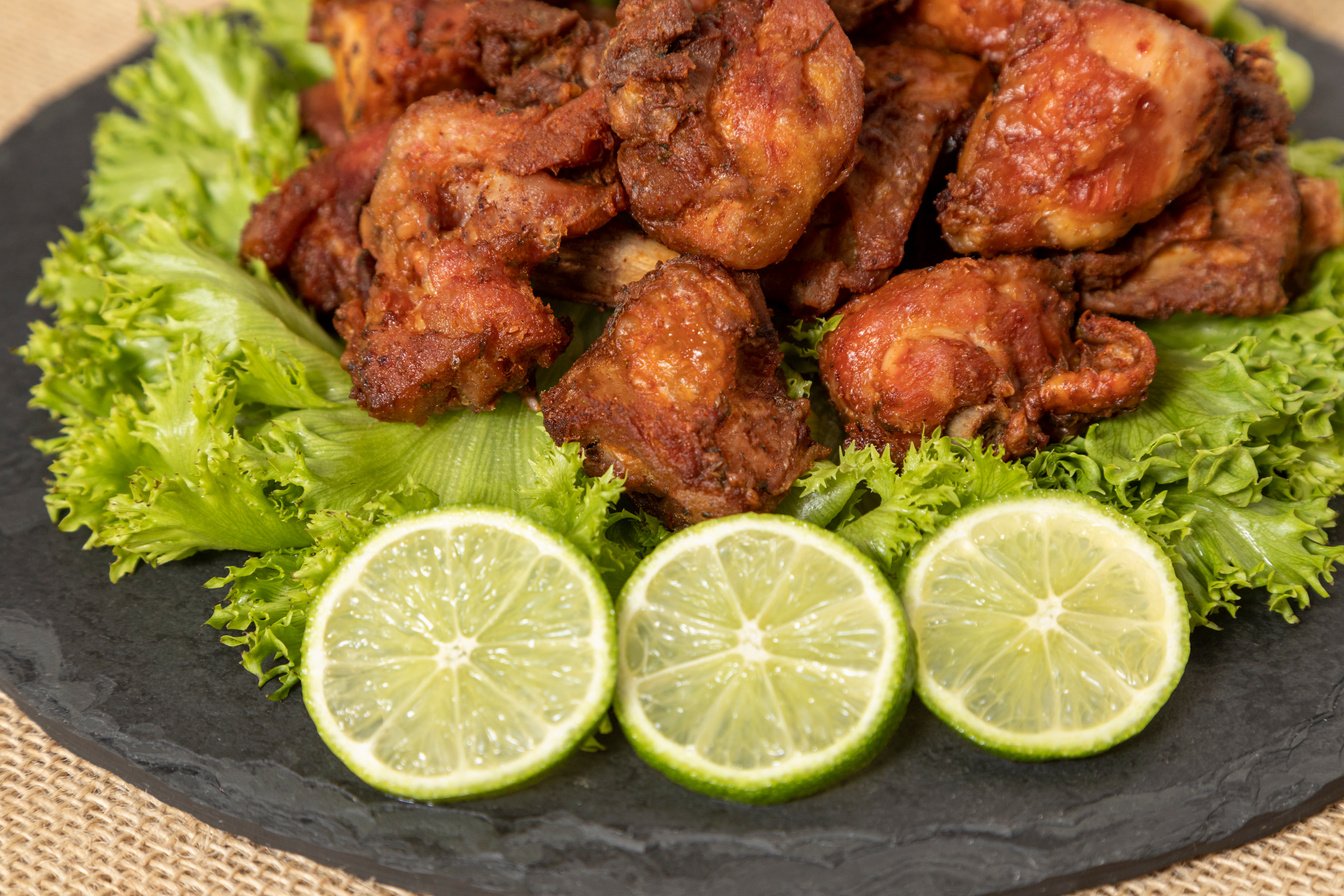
[903,493,1189,760]
[614,514,914,803]
[301,507,616,800]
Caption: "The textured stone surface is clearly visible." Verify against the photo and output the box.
[1,23,1342,896]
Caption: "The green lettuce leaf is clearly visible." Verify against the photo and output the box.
[781,440,1036,577]
[23,6,635,695]
[88,11,310,253]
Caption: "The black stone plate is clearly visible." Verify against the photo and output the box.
[3,23,1343,896]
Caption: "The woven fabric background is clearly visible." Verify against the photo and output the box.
[2,1,1343,894]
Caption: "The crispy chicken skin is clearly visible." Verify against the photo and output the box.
[1071,150,1308,319]
[471,0,609,107]
[1064,41,1344,319]
[764,38,991,316]
[313,0,483,134]
[541,257,826,528]
[240,121,394,314]
[902,0,1209,65]
[342,92,624,422]
[819,257,1156,459]
[601,0,864,270]
[903,0,1025,64]
[937,0,1233,255]
[1298,175,1344,269]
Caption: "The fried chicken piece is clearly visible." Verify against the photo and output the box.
[763,38,991,316]
[314,0,482,134]
[901,0,1207,65]
[344,92,624,422]
[470,0,609,107]
[1297,175,1344,270]
[937,0,1233,255]
[602,0,864,270]
[819,257,1156,460]
[1225,40,1293,154]
[903,0,1025,63]
[532,217,679,307]
[240,121,394,314]
[1063,40,1342,319]
[541,257,826,528]
[1071,150,1312,319]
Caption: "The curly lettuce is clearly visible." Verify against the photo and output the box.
[20,0,1344,703]
[22,4,635,696]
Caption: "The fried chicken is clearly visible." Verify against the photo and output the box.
[1070,150,1314,319]
[763,38,991,316]
[901,0,1209,66]
[541,257,826,528]
[819,257,1156,460]
[1063,41,1343,318]
[937,0,1233,255]
[903,0,1025,63]
[240,121,394,314]
[470,0,609,107]
[313,0,482,134]
[601,0,864,270]
[343,92,624,422]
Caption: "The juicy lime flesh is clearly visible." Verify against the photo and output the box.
[908,498,1186,753]
[619,519,907,789]
[309,514,612,794]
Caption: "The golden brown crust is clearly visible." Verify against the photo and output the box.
[541,256,826,528]
[601,0,864,270]
[239,120,394,314]
[1297,175,1344,276]
[903,0,1026,64]
[314,0,483,133]
[469,0,610,108]
[937,0,1233,255]
[343,92,624,422]
[818,256,1155,459]
[763,37,991,316]
[1072,149,1307,319]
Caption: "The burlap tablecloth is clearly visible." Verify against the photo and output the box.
[2,1,1343,893]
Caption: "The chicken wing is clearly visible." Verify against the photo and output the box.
[541,257,826,528]
[240,121,393,314]
[763,38,991,316]
[937,0,1233,255]
[343,92,624,422]
[819,257,1156,460]
[601,0,864,270]
[313,0,482,134]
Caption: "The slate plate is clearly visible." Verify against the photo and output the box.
[2,21,1344,896]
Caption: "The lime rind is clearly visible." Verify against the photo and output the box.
[615,514,914,803]
[301,506,616,801]
[903,492,1189,760]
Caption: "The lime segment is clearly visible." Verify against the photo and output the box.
[615,514,914,803]
[301,507,615,800]
[903,493,1189,759]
